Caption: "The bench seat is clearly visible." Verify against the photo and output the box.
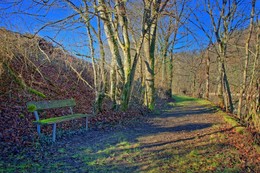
[27,99,94,142]
[34,113,94,125]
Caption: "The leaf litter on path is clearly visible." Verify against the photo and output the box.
[1,97,260,173]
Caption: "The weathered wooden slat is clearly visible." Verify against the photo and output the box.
[27,99,76,110]
[27,99,94,142]
[33,113,93,125]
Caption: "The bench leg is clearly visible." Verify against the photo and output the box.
[37,125,41,136]
[52,123,57,142]
[86,117,88,131]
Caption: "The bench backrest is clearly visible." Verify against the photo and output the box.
[27,99,76,111]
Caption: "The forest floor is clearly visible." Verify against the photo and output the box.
[1,95,260,173]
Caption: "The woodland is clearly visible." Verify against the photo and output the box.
[0,0,260,172]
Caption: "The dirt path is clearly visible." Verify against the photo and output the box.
[1,97,259,172]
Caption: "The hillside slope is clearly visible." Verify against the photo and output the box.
[0,28,141,146]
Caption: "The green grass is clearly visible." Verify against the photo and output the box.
[223,114,246,134]
[28,88,46,98]
[142,143,241,173]
[223,115,239,127]
[172,95,246,134]
[172,95,211,106]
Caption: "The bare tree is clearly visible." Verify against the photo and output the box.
[205,46,211,100]
[245,3,260,130]
[203,0,243,113]
[237,0,256,118]
[143,0,170,110]
[157,0,188,96]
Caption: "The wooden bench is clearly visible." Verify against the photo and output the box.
[27,99,93,142]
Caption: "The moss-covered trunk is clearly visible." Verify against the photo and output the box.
[143,0,160,110]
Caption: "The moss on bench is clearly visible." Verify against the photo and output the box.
[34,113,94,125]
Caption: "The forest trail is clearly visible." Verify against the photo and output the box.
[2,96,260,173]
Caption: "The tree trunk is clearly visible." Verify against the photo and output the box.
[237,40,250,117]
[143,0,161,110]
[95,8,107,113]
[238,0,255,118]
[161,40,169,89]
[217,40,233,113]
[246,21,260,122]
[217,56,225,109]
[168,52,173,95]
[144,38,155,110]
[86,23,98,113]
[114,0,134,110]
[121,49,142,110]
[205,50,210,100]
[98,0,125,108]
[223,66,233,113]
[115,0,131,81]
[161,54,166,88]
[206,0,237,112]
[140,55,145,103]
[192,73,196,97]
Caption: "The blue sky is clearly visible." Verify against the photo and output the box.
[0,0,91,57]
[0,0,259,56]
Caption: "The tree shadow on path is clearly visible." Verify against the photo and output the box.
[2,101,231,173]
